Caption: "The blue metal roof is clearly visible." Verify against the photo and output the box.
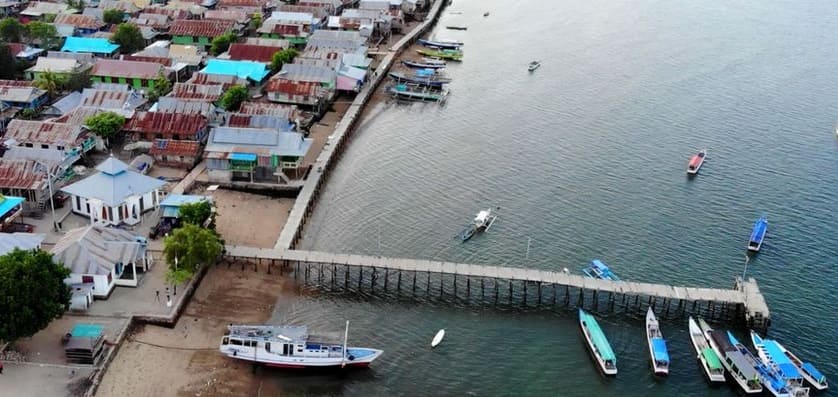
[160,194,211,207]
[61,159,166,207]
[71,323,103,338]
[651,338,670,363]
[200,59,269,82]
[0,196,24,218]
[229,152,257,161]
[62,37,119,54]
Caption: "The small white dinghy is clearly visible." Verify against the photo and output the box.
[431,329,445,348]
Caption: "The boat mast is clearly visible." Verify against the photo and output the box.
[341,320,349,368]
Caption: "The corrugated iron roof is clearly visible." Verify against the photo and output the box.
[51,106,134,125]
[149,139,202,157]
[121,54,172,66]
[53,13,106,30]
[0,159,50,191]
[154,97,218,114]
[242,37,289,47]
[278,4,328,19]
[187,72,249,89]
[81,88,146,110]
[226,113,293,130]
[170,83,224,101]
[91,59,164,80]
[238,101,297,118]
[0,87,47,104]
[0,80,34,87]
[264,79,320,96]
[5,120,83,146]
[169,19,235,37]
[125,111,207,136]
[217,0,266,8]
[203,9,249,23]
[132,12,170,28]
[25,57,84,74]
[276,63,335,83]
[141,6,191,19]
[228,43,281,63]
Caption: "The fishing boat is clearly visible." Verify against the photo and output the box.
[388,84,448,102]
[431,329,445,348]
[582,259,620,281]
[645,308,669,376]
[727,331,792,397]
[445,25,468,30]
[687,317,726,383]
[751,332,811,397]
[752,332,826,391]
[687,149,707,175]
[402,59,447,69]
[219,322,383,369]
[388,71,452,88]
[417,38,462,50]
[528,61,541,72]
[417,48,462,61]
[459,208,497,242]
[578,309,617,376]
[435,38,464,46]
[748,217,768,252]
[700,319,763,394]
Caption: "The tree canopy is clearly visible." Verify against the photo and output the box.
[219,85,249,111]
[111,23,144,54]
[270,48,299,72]
[0,17,24,42]
[163,223,223,275]
[178,201,213,227]
[0,43,16,80]
[249,13,262,32]
[210,32,237,56]
[34,70,69,98]
[25,21,59,49]
[103,9,124,25]
[0,249,71,342]
[146,73,172,103]
[84,111,125,139]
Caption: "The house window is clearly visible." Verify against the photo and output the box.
[82,275,93,283]
[24,143,32,147]
[57,145,65,151]
[41,144,48,149]
[107,207,113,220]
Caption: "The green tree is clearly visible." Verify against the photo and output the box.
[270,48,299,72]
[210,32,236,56]
[64,0,85,11]
[0,249,71,342]
[19,108,39,120]
[146,72,171,103]
[219,85,248,111]
[0,43,16,80]
[0,17,24,42]
[249,12,262,32]
[34,70,69,98]
[178,201,213,227]
[25,21,59,49]
[163,223,223,276]
[111,23,144,54]
[65,69,91,92]
[84,111,125,140]
[103,9,124,25]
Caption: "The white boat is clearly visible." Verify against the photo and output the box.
[728,331,791,397]
[646,308,669,376]
[751,332,811,397]
[219,322,383,369]
[687,317,726,383]
[431,329,445,347]
[700,319,763,394]
[772,341,828,391]
[579,309,617,376]
[459,208,498,241]
[687,149,707,175]
[528,61,541,72]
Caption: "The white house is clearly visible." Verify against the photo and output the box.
[51,225,151,298]
[61,157,166,226]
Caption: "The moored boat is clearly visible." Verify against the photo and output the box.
[582,259,620,281]
[687,317,726,383]
[459,208,497,241]
[751,332,810,397]
[219,322,383,369]
[687,149,707,175]
[417,48,462,61]
[579,309,617,376]
[752,332,826,392]
[700,319,763,394]
[528,61,541,72]
[402,59,447,69]
[646,308,669,376]
[418,38,462,50]
[388,84,448,102]
[388,71,451,88]
[727,331,791,397]
[748,217,768,252]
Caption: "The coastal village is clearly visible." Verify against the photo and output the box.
[0,0,442,394]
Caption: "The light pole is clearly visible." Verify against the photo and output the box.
[34,160,59,232]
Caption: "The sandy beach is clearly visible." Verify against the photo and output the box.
[204,188,294,249]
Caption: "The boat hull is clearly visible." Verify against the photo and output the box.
[579,310,617,377]
[646,309,669,377]
[700,321,763,395]
[687,150,707,175]
[402,60,446,69]
[688,317,726,384]
[748,218,768,252]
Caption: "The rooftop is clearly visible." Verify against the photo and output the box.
[169,19,235,37]
[200,59,270,82]
[0,232,45,255]
[51,225,145,276]
[5,120,82,146]
[169,83,224,101]
[53,13,105,30]
[203,9,249,23]
[153,97,218,114]
[124,111,208,136]
[228,43,282,63]
[61,37,120,55]
[0,86,47,104]
[0,159,52,191]
[206,127,312,157]
[60,157,166,207]
[26,57,86,74]
[238,101,297,118]
[91,59,164,80]
[21,1,72,17]
[275,63,335,83]
[149,139,203,158]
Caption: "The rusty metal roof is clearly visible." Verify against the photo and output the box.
[228,43,281,63]
[203,9,249,23]
[264,79,320,96]
[149,139,202,157]
[170,83,224,101]
[125,111,208,136]
[91,59,164,80]
[186,72,249,89]
[169,19,235,37]
[0,80,34,87]
[238,101,297,118]
[0,159,50,191]
[53,14,106,30]
[141,7,191,20]
[217,0,266,8]
[5,120,83,147]
[121,55,172,66]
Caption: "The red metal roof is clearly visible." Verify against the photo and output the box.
[217,0,265,8]
[169,19,235,37]
[121,55,172,66]
[149,139,202,157]
[124,112,207,137]
[0,159,48,191]
[141,7,190,19]
[5,120,83,146]
[228,43,281,63]
[53,14,105,30]
[272,24,302,36]
[0,79,34,87]
[187,73,247,90]
[239,101,297,116]
[264,79,319,96]
[91,59,164,80]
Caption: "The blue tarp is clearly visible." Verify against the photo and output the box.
[651,338,669,363]
[71,324,103,338]
[61,37,119,54]
[229,152,257,161]
[200,59,269,82]
[0,196,24,218]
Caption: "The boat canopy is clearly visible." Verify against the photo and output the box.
[651,338,669,363]
[727,351,760,380]
[801,362,826,384]
[763,340,802,378]
[701,347,723,370]
[749,218,767,242]
[474,210,490,223]
[580,311,616,362]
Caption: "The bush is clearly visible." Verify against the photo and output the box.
[210,32,237,56]
[111,23,144,54]
[219,85,249,111]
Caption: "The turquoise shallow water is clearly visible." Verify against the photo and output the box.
[268,0,838,395]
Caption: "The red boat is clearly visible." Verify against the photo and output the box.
[687,149,707,175]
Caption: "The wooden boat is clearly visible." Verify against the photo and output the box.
[459,209,497,242]
[431,329,445,347]
[687,149,707,175]
[748,217,768,252]
[528,61,541,72]
[687,317,726,383]
[402,59,447,69]
[445,25,468,30]
[752,332,825,392]
[646,308,669,376]
[700,319,763,394]
[388,71,451,88]
[417,48,462,61]
[579,309,617,376]
[219,322,383,369]
[388,84,448,102]
[417,38,461,50]
[582,259,620,281]
[728,332,792,397]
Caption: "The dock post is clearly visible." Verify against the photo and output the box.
[305,263,310,282]
[295,262,299,279]
[426,271,431,296]
[412,272,417,294]
[453,274,457,297]
[371,267,377,292]
[439,273,444,296]
[553,284,558,305]
[397,271,402,292]
[508,280,513,304]
[537,282,542,306]
[384,268,389,291]
[467,277,471,299]
[578,288,584,308]
[523,281,527,306]
[481,279,485,300]
[593,290,598,310]
[332,265,336,289]
[345,266,349,289]
[494,280,499,304]
[318,263,323,285]
[358,266,363,290]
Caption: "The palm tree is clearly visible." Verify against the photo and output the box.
[33,70,67,99]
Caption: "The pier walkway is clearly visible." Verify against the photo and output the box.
[225,246,771,330]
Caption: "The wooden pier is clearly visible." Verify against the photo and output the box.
[224,246,771,330]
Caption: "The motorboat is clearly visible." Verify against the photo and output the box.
[748,217,768,252]
[528,61,541,72]
[459,208,497,242]
[687,317,726,383]
[687,149,707,175]
[646,308,670,376]
[700,319,763,394]
[579,309,617,376]
[728,331,792,397]
[752,331,817,394]
[582,259,620,281]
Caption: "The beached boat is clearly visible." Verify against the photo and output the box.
[687,149,707,175]
[402,59,447,69]
[700,319,763,394]
[445,25,468,30]
[687,317,726,383]
[752,332,825,392]
[219,322,383,369]
[579,309,617,376]
[528,61,541,72]
[417,48,462,61]
[388,84,448,102]
[727,331,792,397]
[418,38,462,50]
[582,259,620,281]
[646,308,669,376]
[748,217,768,252]
[388,71,451,88]
[459,208,497,242]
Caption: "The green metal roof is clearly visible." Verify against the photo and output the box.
[701,347,723,370]
[581,310,616,362]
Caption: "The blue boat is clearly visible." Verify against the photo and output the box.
[417,38,462,50]
[646,308,669,376]
[748,217,768,252]
[728,331,791,397]
[579,309,617,376]
[751,332,812,396]
[582,259,620,281]
[388,72,451,88]
[752,331,826,391]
